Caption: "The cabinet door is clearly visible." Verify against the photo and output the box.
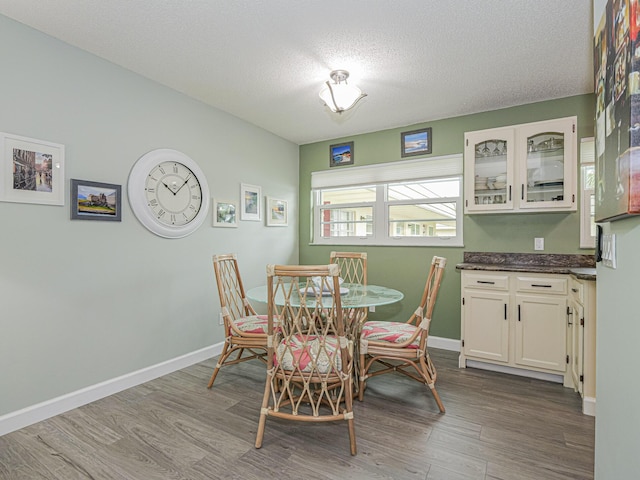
[515,294,567,372]
[516,117,577,211]
[463,290,509,362]
[464,127,515,213]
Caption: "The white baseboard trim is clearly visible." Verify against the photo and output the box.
[464,359,564,384]
[583,396,596,416]
[0,343,223,437]
[427,335,461,352]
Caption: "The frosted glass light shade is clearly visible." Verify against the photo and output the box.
[319,70,367,114]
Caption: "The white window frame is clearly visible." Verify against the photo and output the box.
[580,138,596,249]
[311,155,463,247]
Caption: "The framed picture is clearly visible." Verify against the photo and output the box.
[70,179,122,221]
[266,197,288,226]
[329,141,354,167]
[240,183,262,221]
[0,132,65,205]
[401,127,432,157]
[212,198,238,227]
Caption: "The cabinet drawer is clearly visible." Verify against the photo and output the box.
[463,273,509,291]
[569,278,584,304]
[516,276,567,295]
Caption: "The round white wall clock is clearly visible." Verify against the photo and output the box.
[128,149,210,238]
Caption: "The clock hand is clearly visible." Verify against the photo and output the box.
[174,174,191,194]
[160,180,177,195]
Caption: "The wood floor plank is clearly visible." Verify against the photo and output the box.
[0,348,594,479]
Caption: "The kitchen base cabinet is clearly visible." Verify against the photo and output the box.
[460,271,571,384]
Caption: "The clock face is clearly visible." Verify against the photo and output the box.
[145,160,203,227]
[128,149,210,238]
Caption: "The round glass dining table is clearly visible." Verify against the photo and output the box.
[246,283,403,390]
[245,283,404,310]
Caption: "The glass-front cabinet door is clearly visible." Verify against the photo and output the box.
[464,117,577,214]
[516,117,576,211]
[464,127,515,213]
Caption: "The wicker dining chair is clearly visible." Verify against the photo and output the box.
[329,251,367,286]
[255,264,357,455]
[330,251,368,328]
[358,256,447,413]
[207,253,268,389]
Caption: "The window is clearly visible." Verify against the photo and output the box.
[580,138,596,249]
[311,155,463,246]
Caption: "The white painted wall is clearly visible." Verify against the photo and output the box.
[0,16,299,418]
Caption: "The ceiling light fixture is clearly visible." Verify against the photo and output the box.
[319,69,367,114]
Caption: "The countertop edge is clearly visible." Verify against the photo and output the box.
[456,263,596,281]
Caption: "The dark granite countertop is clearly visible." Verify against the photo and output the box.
[456,252,596,281]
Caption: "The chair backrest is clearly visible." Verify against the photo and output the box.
[265,264,351,413]
[212,254,256,324]
[329,251,367,285]
[410,256,447,345]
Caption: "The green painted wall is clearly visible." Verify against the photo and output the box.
[299,94,595,340]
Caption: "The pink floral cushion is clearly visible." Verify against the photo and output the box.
[360,321,419,348]
[232,315,269,335]
[275,334,342,373]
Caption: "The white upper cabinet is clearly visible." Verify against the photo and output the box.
[464,116,577,214]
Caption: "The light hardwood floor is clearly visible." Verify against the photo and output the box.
[0,349,594,479]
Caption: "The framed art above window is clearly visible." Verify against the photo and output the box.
[401,127,432,157]
[329,141,354,167]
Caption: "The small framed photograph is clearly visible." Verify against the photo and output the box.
[329,141,354,167]
[401,127,432,157]
[212,198,238,227]
[266,197,288,227]
[70,179,122,221]
[240,183,262,221]
[0,132,65,205]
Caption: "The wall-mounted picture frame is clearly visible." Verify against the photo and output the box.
[0,132,65,205]
[401,127,432,157]
[240,183,262,221]
[212,198,238,227]
[70,179,122,221]
[266,197,288,226]
[329,141,354,167]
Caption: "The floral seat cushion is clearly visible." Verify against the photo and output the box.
[360,321,419,348]
[231,315,269,335]
[275,334,342,373]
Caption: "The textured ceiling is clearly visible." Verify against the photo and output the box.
[0,1,594,145]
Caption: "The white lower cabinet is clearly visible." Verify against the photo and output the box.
[460,271,569,380]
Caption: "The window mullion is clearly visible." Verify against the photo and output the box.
[375,184,386,242]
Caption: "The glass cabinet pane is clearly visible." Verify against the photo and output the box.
[472,138,508,206]
[524,131,565,204]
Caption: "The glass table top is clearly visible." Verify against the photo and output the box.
[245,283,404,309]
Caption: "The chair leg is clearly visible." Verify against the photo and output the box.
[207,340,231,388]
[420,354,445,413]
[429,384,446,413]
[346,384,357,455]
[255,374,273,449]
[358,352,366,401]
